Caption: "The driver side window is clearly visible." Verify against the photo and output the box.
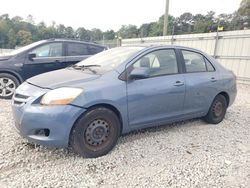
[31,43,63,57]
[132,49,178,77]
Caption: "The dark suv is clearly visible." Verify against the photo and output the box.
[0,39,107,99]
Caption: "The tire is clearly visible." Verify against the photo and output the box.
[204,94,227,124]
[0,73,20,99]
[70,107,121,158]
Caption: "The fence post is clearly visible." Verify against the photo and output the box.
[213,31,219,58]
[117,37,122,47]
[171,34,175,45]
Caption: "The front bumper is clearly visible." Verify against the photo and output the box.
[12,82,86,148]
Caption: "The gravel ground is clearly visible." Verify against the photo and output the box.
[0,84,250,188]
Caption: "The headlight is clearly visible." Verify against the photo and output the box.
[41,87,83,105]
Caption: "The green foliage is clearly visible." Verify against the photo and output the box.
[17,30,32,46]
[0,1,248,48]
[118,25,139,38]
[103,30,115,40]
[7,29,16,48]
[238,0,250,27]
[91,28,103,41]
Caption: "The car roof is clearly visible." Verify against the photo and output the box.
[121,45,206,54]
[44,38,107,48]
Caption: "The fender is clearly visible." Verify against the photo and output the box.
[0,69,24,84]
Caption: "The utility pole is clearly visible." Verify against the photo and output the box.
[163,0,170,36]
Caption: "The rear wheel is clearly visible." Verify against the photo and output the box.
[70,107,121,158]
[0,73,19,99]
[204,94,227,124]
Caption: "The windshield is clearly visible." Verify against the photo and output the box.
[7,40,46,56]
[76,47,144,73]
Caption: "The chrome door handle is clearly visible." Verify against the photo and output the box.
[174,81,184,86]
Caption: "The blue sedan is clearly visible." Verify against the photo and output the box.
[12,46,237,158]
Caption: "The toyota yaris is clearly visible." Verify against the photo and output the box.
[12,46,237,158]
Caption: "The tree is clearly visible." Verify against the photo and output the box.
[76,27,91,41]
[0,18,10,48]
[26,15,35,24]
[103,30,115,40]
[0,1,247,47]
[91,28,102,41]
[238,0,250,28]
[118,25,138,38]
[192,14,206,33]
[56,24,67,38]
[176,12,194,33]
[65,26,75,39]
[7,29,16,48]
[17,30,32,46]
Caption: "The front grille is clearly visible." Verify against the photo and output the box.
[15,93,29,99]
[13,100,24,105]
[13,93,30,106]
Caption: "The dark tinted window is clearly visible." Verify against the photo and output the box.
[182,50,207,72]
[132,49,178,77]
[67,43,88,56]
[89,45,105,55]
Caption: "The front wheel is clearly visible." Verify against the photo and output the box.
[70,107,121,158]
[0,73,19,99]
[204,94,227,124]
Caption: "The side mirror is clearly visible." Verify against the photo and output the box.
[129,67,150,80]
[28,53,36,60]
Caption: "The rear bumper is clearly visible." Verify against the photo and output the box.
[228,82,237,107]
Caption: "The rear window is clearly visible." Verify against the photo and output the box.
[205,58,215,71]
[67,43,89,56]
[182,50,207,72]
[89,45,105,55]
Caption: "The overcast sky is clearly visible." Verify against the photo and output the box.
[0,0,242,31]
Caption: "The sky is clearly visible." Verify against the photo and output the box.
[0,0,242,31]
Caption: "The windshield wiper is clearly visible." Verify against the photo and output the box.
[83,65,101,68]
[69,64,101,74]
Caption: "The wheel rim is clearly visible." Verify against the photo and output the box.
[0,77,16,97]
[212,101,223,117]
[85,119,110,147]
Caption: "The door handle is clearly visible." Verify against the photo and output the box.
[210,77,217,82]
[54,60,61,63]
[174,81,184,86]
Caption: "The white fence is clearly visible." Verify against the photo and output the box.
[0,48,13,55]
[122,30,250,82]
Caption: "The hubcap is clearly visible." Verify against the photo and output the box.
[213,101,223,117]
[0,77,16,97]
[85,119,110,146]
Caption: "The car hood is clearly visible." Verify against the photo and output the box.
[0,55,13,61]
[27,68,101,89]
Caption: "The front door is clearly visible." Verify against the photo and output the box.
[24,42,65,79]
[126,49,186,127]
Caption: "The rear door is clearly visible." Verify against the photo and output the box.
[180,49,219,115]
[24,42,65,79]
[64,42,91,66]
[126,48,186,127]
